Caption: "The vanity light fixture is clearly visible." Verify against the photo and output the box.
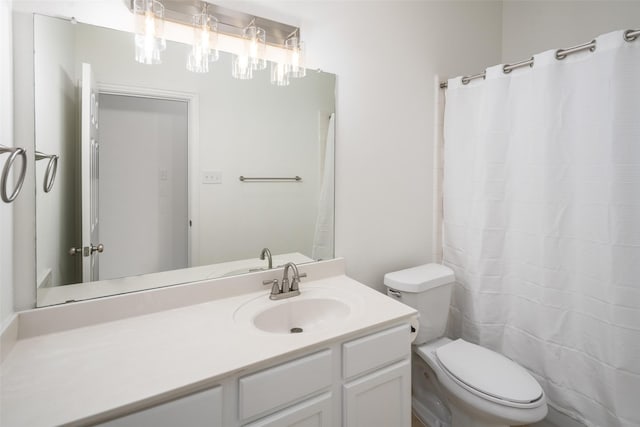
[133,0,166,65]
[127,1,306,84]
[268,30,305,86]
[285,31,306,79]
[232,53,253,79]
[270,61,290,86]
[186,6,219,73]
[231,22,265,80]
[245,23,267,71]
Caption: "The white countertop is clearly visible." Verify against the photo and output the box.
[1,260,416,426]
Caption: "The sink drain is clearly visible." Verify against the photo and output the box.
[290,327,303,334]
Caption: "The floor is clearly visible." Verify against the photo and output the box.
[412,412,537,427]
[412,412,429,427]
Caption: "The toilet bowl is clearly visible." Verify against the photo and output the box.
[415,337,547,427]
[384,264,547,427]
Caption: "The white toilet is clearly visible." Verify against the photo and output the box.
[384,264,548,427]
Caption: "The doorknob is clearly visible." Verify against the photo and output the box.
[90,243,104,254]
[68,247,82,256]
[69,244,104,256]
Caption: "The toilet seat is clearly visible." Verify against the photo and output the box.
[435,339,543,409]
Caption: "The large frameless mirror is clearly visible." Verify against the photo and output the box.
[33,14,336,307]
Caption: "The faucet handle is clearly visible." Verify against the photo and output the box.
[290,273,306,292]
[264,279,282,299]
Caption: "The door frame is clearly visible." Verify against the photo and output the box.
[97,82,200,267]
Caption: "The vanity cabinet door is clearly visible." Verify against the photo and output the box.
[343,360,411,427]
[98,386,222,427]
[243,392,332,427]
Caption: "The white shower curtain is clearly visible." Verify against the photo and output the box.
[312,113,335,260]
[442,30,639,427]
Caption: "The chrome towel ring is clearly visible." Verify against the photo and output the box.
[0,144,27,203]
[35,151,59,193]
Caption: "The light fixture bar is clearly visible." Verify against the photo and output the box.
[124,0,300,47]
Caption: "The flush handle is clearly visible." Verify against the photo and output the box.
[388,289,402,298]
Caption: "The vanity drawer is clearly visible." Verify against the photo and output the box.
[342,324,410,379]
[239,349,333,420]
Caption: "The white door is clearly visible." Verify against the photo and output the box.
[80,63,102,282]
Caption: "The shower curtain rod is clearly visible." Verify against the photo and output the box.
[439,28,639,89]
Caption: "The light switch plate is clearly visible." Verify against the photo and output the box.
[202,170,222,184]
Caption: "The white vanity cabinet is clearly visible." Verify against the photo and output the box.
[97,323,411,427]
[1,263,419,427]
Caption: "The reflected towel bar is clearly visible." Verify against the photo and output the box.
[35,151,59,193]
[239,176,302,182]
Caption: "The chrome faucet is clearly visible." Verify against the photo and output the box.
[260,247,273,269]
[262,262,307,300]
[282,262,305,293]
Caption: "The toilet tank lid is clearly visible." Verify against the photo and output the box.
[384,263,454,293]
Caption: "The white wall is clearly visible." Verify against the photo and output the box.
[502,1,640,62]
[1,1,15,329]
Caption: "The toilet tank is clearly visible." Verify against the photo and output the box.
[384,264,455,345]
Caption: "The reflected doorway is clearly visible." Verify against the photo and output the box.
[98,94,189,280]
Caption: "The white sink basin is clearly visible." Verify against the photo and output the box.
[234,287,360,334]
[253,298,350,334]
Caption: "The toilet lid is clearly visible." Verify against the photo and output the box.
[436,339,543,404]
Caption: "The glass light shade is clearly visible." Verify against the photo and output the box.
[186,13,219,73]
[244,25,267,70]
[285,36,306,78]
[232,54,253,79]
[134,0,166,65]
[270,61,290,86]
